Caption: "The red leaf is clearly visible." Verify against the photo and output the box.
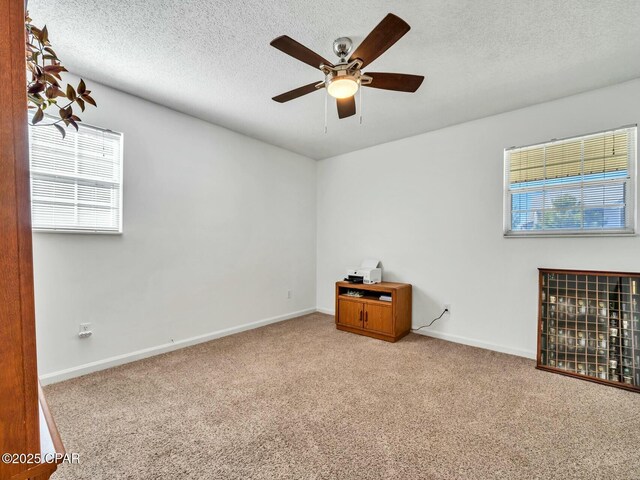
[52,86,65,98]
[28,82,45,94]
[43,64,66,73]
[59,106,72,120]
[32,107,44,125]
[43,74,60,87]
[30,26,42,41]
[53,123,66,138]
[82,94,96,107]
[77,79,86,95]
[66,84,76,101]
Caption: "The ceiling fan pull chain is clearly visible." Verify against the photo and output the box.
[324,89,328,134]
[359,82,363,125]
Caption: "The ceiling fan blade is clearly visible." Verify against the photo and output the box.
[349,13,410,68]
[364,72,424,92]
[273,82,323,103]
[336,96,356,119]
[270,35,333,70]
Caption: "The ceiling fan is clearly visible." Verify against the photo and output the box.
[270,13,424,120]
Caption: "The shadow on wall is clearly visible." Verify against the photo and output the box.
[411,285,443,329]
[382,267,443,329]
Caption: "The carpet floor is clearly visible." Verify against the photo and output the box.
[46,313,640,479]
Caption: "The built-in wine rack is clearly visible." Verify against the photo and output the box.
[538,268,640,392]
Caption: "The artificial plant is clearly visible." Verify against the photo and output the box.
[25,12,96,137]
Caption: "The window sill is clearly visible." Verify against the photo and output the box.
[32,229,122,235]
[504,230,636,238]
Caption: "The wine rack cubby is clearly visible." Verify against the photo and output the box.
[538,268,640,392]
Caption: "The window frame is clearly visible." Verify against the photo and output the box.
[503,125,637,238]
[29,116,124,235]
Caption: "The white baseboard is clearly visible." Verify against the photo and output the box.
[314,306,534,359]
[412,329,536,359]
[39,307,317,385]
[316,307,334,315]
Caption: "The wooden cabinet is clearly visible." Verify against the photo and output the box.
[335,281,412,342]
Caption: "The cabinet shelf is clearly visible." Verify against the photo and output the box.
[338,294,392,307]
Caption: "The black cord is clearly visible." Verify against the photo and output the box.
[412,308,448,331]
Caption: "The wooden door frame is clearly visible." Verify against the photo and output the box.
[0,0,40,477]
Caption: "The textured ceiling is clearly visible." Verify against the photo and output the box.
[27,0,640,159]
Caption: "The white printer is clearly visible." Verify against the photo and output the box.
[345,258,382,284]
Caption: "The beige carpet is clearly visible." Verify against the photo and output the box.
[46,313,640,480]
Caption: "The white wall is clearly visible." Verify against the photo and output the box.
[36,76,640,383]
[34,76,317,383]
[317,78,640,358]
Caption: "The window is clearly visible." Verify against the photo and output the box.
[504,126,637,237]
[29,120,123,233]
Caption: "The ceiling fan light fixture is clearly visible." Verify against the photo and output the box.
[270,14,423,119]
[326,76,359,99]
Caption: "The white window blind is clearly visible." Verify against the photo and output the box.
[504,126,637,237]
[29,120,123,233]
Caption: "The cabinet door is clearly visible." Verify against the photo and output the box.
[338,299,364,328]
[364,303,394,335]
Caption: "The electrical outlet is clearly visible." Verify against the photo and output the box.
[287,289,292,299]
[78,323,92,338]
[443,304,451,314]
